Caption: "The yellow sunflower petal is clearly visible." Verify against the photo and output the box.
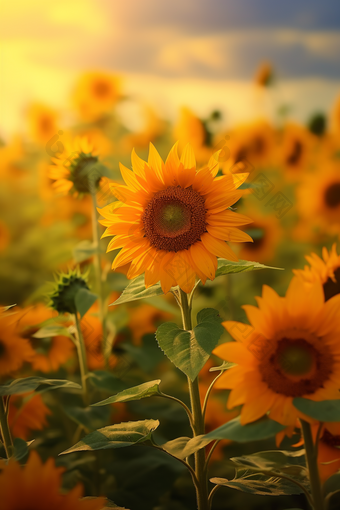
[200,232,238,261]
[213,341,254,364]
[131,148,147,178]
[148,142,165,183]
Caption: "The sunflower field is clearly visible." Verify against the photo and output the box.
[2,5,340,509]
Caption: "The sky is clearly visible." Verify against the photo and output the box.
[1,0,340,137]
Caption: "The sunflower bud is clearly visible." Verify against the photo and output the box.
[49,269,89,315]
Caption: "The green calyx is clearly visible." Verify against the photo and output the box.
[49,269,89,314]
[70,152,101,194]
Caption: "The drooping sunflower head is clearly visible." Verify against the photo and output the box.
[49,136,102,197]
[294,244,340,301]
[213,277,340,426]
[99,142,253,293]
[48,268,89,315]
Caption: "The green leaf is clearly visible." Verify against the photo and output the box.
[215,258,282,278]
[161,437,191,460]
[0,377,81,396]
[156,308,224,381]
[112,275,163,306]
[91,380,162,406]
[32,324,72,339]
[60,419,160,454]
[204,416,285,442]
[293,398,340,422]
[88,371,128,393]
[75,288,98,318]
[73,241,97,263]
[210,474,307,496]
[231,449,307,478]
[209,361,236,372]
[63,405,111,431]
[13,438,34,461]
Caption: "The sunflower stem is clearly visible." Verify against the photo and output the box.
[90,191,108,367]
[179,289,209,510]
[300,419,324,510]
[74,313,90,406]
[0,396,14,458]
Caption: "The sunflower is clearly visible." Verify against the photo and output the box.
[279,123,314,178]
[0,312,35,378]
[8,393,51,440]
[99,142,253,294]
[294,244,340,301]
[297,164,340,237]
[73,71,121,121]
[18,305,75,373]
[236,208,282,263]
[48,136,103,197]
[0,451,106,510]
[220,120,275,173]
[213,277,340,426]
[27,103,59,145]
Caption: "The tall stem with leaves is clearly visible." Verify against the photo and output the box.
[179,289,209,510]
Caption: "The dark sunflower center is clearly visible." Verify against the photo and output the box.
[40,116,53,134]
[252,136,265,156]
[277,340,315,376]
[93,80,110,98]
[0,340,6,358]
[71,154,100,193]
[324,182,340,208]
[259,337,333,397]
[323,267,340,301]
[245,225,265,250]
[321,429,340,448]
[235,146,248,163]
[287,141,303,166]
[142,186,207,252]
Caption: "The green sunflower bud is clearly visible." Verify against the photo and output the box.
[68,152,101,194]
[49,268,89,315]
